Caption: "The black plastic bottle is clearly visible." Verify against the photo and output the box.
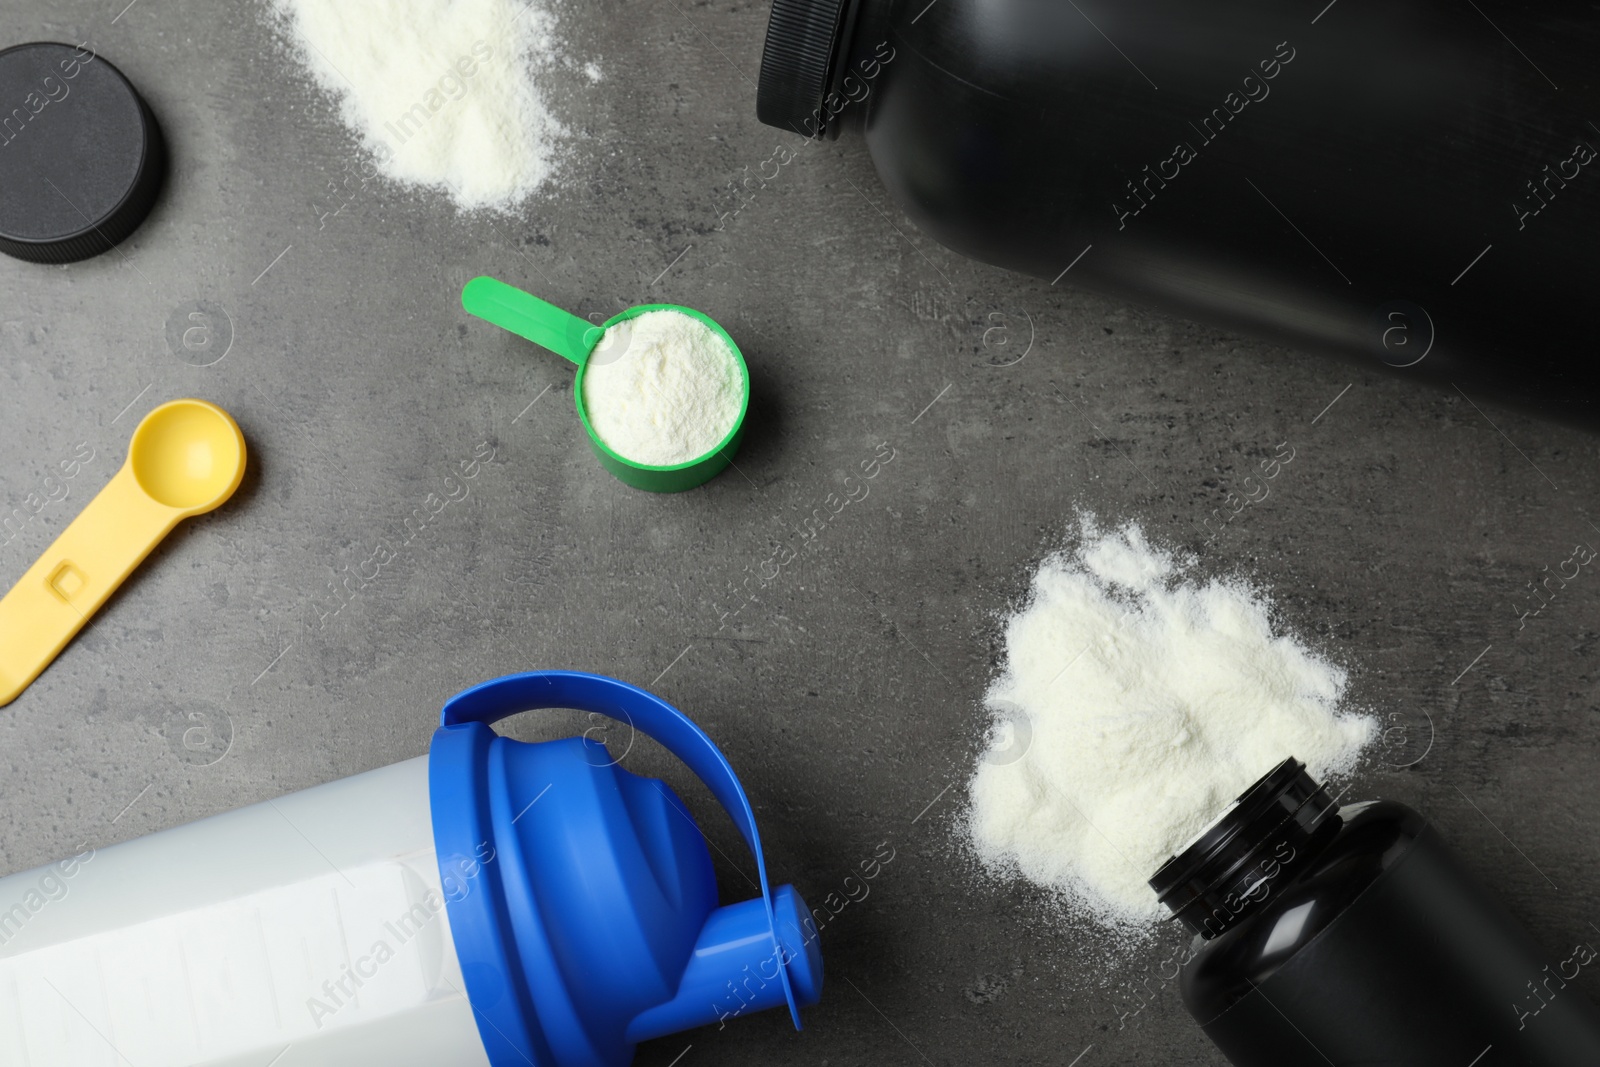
[1147,759,1600,1066]
[757,0,1600,423]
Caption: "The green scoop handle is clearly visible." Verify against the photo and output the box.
[461,276,603,366]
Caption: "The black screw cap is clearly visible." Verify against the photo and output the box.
[757,0,851,137]
[0,42,165,264]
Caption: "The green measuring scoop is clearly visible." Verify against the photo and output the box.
[462,276,750,493]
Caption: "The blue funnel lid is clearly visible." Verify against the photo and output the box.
[428,671,821,1067]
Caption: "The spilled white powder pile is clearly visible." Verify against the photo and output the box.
[966,518,1376,932]
[582,310,744,466]
[270,0,574,209]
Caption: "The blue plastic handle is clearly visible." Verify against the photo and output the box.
[440,670,803,1029]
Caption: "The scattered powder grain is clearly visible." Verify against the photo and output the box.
[582,310,744,466]
[966,517,1376,932]
[270,0,574,210]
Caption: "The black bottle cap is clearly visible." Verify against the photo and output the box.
[1150,758,1341,938]
[0,42,165,264]
[757,0,850,137]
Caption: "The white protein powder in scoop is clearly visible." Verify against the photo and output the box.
[965,516,1376,933]
[582,310,744,466]
[270,0,575,210]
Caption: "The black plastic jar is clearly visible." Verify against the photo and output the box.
[1148,759,1600,1066]
[757,0,1600,423]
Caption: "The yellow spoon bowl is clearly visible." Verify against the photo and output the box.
[130,400,246,510]
[0,399,246,707]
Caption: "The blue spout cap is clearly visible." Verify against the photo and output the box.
[428,671,823,1067]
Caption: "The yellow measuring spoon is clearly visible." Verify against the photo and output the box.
[0,399,246,707]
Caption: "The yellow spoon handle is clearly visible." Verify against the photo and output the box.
[0,463,177,706]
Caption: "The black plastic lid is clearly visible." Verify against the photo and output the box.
[0,43,165,264]
[757,0,851,137]
[1150,758,1342,938]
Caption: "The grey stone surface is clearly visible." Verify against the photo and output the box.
[2,1,1598,1064]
